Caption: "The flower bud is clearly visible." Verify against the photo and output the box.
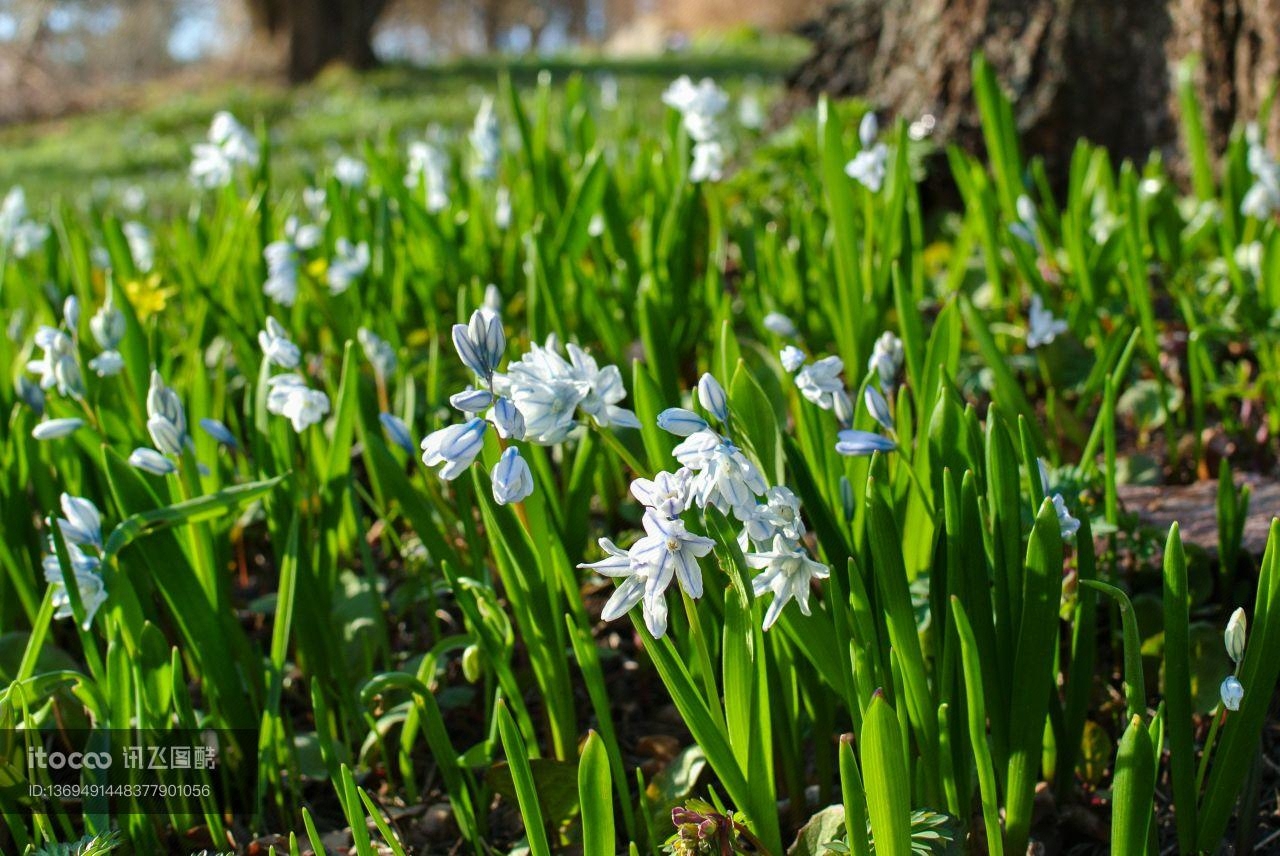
[1225,607,1247,664]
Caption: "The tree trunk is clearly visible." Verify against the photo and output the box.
[245,0,388,82]
[789,0,1280,181]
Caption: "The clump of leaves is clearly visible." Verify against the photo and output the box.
[822,808,961,855]
[29,831,124,856]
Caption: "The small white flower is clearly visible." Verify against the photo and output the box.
[1220,675,1244,711]
[1051,494,1080,541]
[327,239,369,295]
[263,240,300,307]
[90,295,125,350]
[835,429,895,457]
[452,309,505,382]
[662,76,729,143]
[1225,607,1247,664]
[739,485,805,548]
[846,115,888,193]
[32,417,84,440]
[865,386,894,431]
[89,348,124,378]
[673,430,768,518]
[868,331,904,390]
[450,387,496,413]
[579,538,667,638]
[1027,294,1068,348]
[421,418,487,480]
[747,535,831,630]
[488,397,525,440]
[494,186,512,230]
[470,96,502,180]
[379,412,415,453]
[629,508,716,603]
[738,93,764,130]
[764,313,797,337]
[123,221,154,272]
[265,374,330,432]
[286,216,322,250]
[42,544,107,629]
[333,155,368,189]
[358,327,397,378]
[258,316,301,369]
[406,141,450,213]
[129,447,177,475]
[147,370,188,455]
[56,493,102,550]
[696,373,729,422]
[779,346,806,373]
[491,446,534,505]
[630,468,693,519]
[657,408,708,437]
[795,356,846,411]
[689,141,724,183]
[199,418,238,447]
[63,296,80,333]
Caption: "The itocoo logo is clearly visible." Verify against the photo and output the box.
[26,746,112,770]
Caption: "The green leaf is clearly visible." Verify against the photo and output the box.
[861,692,912,856]
[1110,715,1156,855]
[579,731,615,855]
[496,700,551,856]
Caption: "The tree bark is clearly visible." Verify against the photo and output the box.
[245,0,388,82]
[789,0,1280,181]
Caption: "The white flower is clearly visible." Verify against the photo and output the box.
[845,113,888,192]
[286,216,322,250]
[1225,607,1247,664]
[123,221,154,272]
[764,313,797,337]
[265,374,330,432]
[690,141,724,183]
[303,187,327,219]
[64,296,80,334]
[779,346,806,373]
[26,326,73,391]
[1027,294,1068,348]
[865,386,894,431]
[1051,494,1080,541]
[333,155,368,189]
[696,373,729,422]
[488,396,525,440]
[483,283,503,318]
[452,309,505,382]
[32,417,84,440]
[835,429,895,456]
[88,349,124,378]
[42,544,107,630]
[327,239,369,295]
[190,111,257,188]
[662,76,729,142]
[672,430,768,518]
[0,187,49,257]
[794,356,846,411]
[56,493,102,550]
[122,185,147,212]
[1220,675,1244,711]
[470,96,502,180]
[190,143,234,189]
[358,327,397,378]
[90,296,125,350]
[738,93,764,130]
[129,447,177,475]
[630,508,715,602]
[147,370,188,456]
[421,418,487,480]
[263,240,300,307]
[868,331,904,390]
[579,538,667,638]
[1242,132,1280,219]
[199,418,237,447]
[406,141,450,213]
[379,412,415,453]
[747,535,830,630]
[630,468,693,519]
[657,408,709,437]
[494,186,512,230]
[739,485,805,548]
[565,344,640,430]
[491,446,534,505]
[451,387,496,414]
[258,316,301,369]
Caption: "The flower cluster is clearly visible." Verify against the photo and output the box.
[333,155,368,189]
[42,493,108,629]
[258,318,331,432]
[263,217,323,307]
[0,187,50,258]
[845,112,888,192]
[662,76,729,183]
[420,301,639,506]
[780,336,903,457]
[584,373,829,635]
[190,112,259,189]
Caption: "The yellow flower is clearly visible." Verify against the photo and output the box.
[306,258,328,280]
[123,274,177,321]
